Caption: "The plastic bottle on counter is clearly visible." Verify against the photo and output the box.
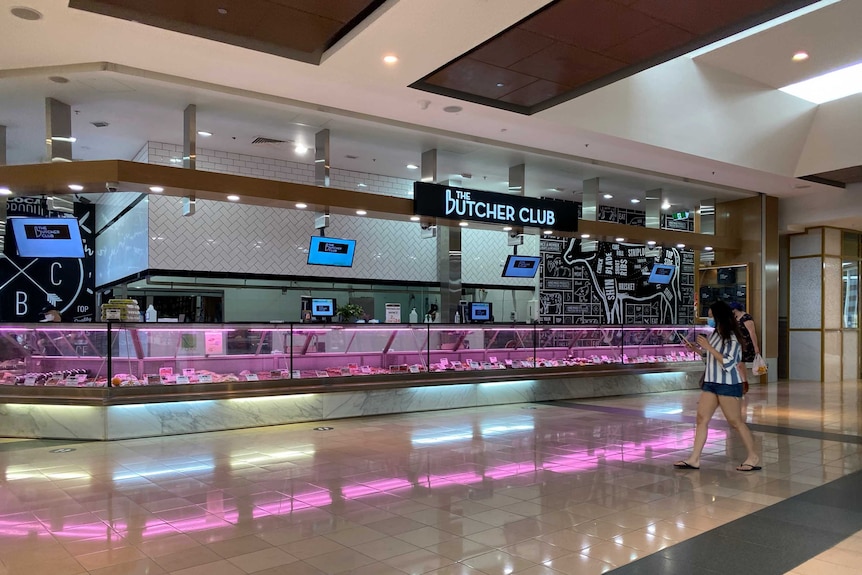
[409,308,418,323]
[145,305,158,322]
[424,313,431,323]
[454,311,461,323]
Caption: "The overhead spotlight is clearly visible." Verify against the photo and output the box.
[662,201,671,210]
[149,186,164,193]
[704,246,714,251]
[459,222,468,227]
[68,184,84,191]
[226,195,240,201]
[543,230,553,235]
[410,216,420,221]
[295,144,308,154]
[580,234,590,239]
[603,193,613,199]
[356,210,367,216]
[0,187,12,195]
[197,130,213,137]
[792,51,809,62]
[677,243,686,248]
[647,240,656,246]
[357,183,368,188]
[383,55,398,64]
[295,203,308,209]
[615,237,625,242]
[502,226,513,232]
[630,198,641,204]
[406,164,419,170]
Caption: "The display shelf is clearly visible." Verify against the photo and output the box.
[0,322,709,390]
[698,264,748,317]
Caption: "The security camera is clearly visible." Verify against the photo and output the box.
[420,222,433,230]
[105,181,119,192]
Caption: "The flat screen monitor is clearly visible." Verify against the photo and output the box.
[311,298,336,317]
[307,236,356,267]
[9,217,84,258]
[648,263,676,284]
[469,302,492,323]
[502,255,541,278]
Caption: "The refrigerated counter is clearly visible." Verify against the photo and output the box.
[0,322,708,439]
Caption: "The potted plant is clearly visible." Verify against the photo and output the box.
[336,303,364,323]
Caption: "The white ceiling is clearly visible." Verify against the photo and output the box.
[0,0,860,223]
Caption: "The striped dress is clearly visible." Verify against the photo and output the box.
[703,331,742,385]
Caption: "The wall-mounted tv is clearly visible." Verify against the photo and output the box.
[311,298,336,317]
[469,302,492,323]
[502,255,540,278]
[648,263,676,284]
[307,236,356,267]
[9,217,84,258]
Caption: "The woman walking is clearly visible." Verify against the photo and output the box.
[675,301,760,472]
[730,301,759,394]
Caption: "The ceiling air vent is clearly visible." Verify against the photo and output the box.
[91,121,110,128]
[251,136,289,145]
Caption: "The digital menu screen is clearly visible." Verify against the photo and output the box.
[10,217,84,258]
[307,236,356,267]
[502,255,540,278]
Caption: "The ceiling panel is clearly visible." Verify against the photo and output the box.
[411,0,820,114]
[68,0,386,64]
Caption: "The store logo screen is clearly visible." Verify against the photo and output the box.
[11,217,85,258]
[307,236,356,267]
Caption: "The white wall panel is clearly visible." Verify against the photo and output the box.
[789,257,822,329]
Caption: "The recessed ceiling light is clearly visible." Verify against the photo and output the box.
[704,246,714,251]
[356,210,367,216]
[10,7,42,20]
[406,164,418,170]
[581,234,590,239]
[496,83,505,87]
[459,222,468,227]
[295,144,308,154]
[217,7,228,15]
[630,198,641,204]
[68,184,83,191]
[502,226,513,232]
[443,106,463,113]
[662,201,671,210]
[410,216,421,222]
[383,55,398,64]
[295,203,308,209]
[647,240,656,246]
[792,51,809,62]
[197,130,212,137]
[149,186,164,193]
[0,187,12,195]
[677,243,686,248]
[615,237,625,242]
[603,193,613,199]
[51,136,76,143]
[227,195,240,201]
[543,230,553,235]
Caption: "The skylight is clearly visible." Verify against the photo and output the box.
[779,61,862,104]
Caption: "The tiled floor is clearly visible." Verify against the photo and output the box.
[1,380,861,574]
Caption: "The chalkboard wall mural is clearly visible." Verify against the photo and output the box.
[540,237,695,325]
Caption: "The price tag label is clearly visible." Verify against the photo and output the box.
[65,376,79,386]
[440,358,449,366]
[360,366,372,374]
[146,374,161,385]
[408,365,420,373]
[104,309,121,320]
[315,370,329,378]
[24,377,36,386]
[176,375,190,384]
[198,374,213,383]
[182,368,195,376]
[244,373,259,381]
[489,356,498,363]
[291,370,301,379]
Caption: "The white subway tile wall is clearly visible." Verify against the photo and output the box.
[148,195,437,282]
[95,191,143,231]
[462,228,540,287]
[96,197,150,286]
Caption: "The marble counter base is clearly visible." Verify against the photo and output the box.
[0,370,702,440]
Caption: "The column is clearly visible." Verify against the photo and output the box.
[45,98,72,162]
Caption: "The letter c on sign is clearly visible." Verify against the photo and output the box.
[51,262,62,286]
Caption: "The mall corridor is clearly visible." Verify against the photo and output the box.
[1,381,861,575]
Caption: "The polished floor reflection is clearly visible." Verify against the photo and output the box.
[1,380,861,575]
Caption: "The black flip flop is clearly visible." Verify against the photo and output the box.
[674,461,700,470]
[736,463,762,472]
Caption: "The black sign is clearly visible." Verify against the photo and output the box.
[5,196,48,218]
[413,182,578,232]
[0,203,96,322]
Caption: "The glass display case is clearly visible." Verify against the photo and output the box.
[0,322,709,389]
